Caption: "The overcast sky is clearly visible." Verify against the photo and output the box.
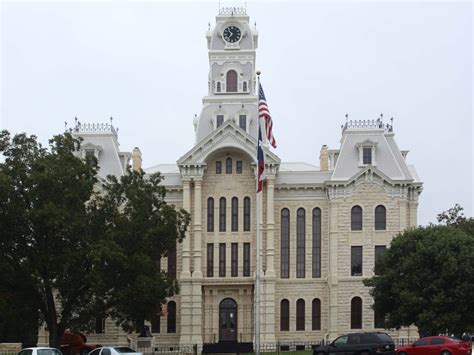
[1,0,472,226]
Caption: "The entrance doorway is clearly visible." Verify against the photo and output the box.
[219,298,237,342]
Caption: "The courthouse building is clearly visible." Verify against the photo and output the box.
[71,7,423,349]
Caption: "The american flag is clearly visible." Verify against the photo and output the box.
[257,122,265,193]
[259,83,277,148]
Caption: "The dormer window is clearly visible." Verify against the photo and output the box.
[239,115,246,130]
[363,147,372,164]
[81,143,101,163]
[356,140,377,166]
[226,70,237,92]
[216,115,224,128]
[85,149,95,159]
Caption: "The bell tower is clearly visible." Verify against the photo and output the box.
[194,7,259,144]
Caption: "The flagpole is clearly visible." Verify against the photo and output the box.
[255,71,262,355]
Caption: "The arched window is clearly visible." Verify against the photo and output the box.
[296,299,305,331]
[375,205,386,230]
[281,208,290,278]
[226,158,232,174]
[167,301,176,333]
[312,208,321,278]
[219,197,226,232]
[312,298,321,330]
[243,197,251,231]
[207,197,214,232]
[280,299,289,331]
[231,197,238,232]
[243,81,247,92]
[351,297,362,329]
[226,70,238,92]
[216,82,221,93]
[296,208,305,278]
[351,206,363,231]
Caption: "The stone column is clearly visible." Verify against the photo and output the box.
[193,178,203,277]
[265,177,275,276]
[328,199,339,339]
[181,179,191,278]
[179,179,192,345]
[190,178,203,346]
[261,177,276,344]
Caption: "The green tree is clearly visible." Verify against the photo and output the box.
[0,130,189,347]
[88,170,190,333]
[364,208,474,336]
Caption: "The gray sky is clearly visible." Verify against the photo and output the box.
[1,0,472,226]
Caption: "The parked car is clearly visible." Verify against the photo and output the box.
[18,348,62,355]
[313,332,396,355]
[397,336,471,355]
[88,347,142,355]
[60,331,101,355]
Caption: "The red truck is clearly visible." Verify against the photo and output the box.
[60,331,101,355]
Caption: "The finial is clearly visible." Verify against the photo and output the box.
[208,22,210,31]
[64,121,68,129]
[345,113,349,122]
[74,116,78,122]
[391,117,394,123]
[256,70,261,76]
[380,113,383,119]
[194,113,197,117]
[110,116,113,123]
[254,21,257,29]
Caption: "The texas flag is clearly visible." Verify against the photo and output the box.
[257,121,265,193]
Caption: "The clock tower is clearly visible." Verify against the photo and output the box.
[194,7,259,144]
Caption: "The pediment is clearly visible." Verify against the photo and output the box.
[349,165,412,186]
[177,120,281,168]
[81,142,102,151]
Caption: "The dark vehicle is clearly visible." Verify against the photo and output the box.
[313,332,396,355]
[60,331,101,355]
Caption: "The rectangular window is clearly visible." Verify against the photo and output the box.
[374,308,385,329]
[151,314,160,333]
[216,161,222,174]
[167,246,177,279]
[239,115,247,130]
[312,209,322,278]
[243,243,250,277]
[363,147,372,164]
[219,243,226,277]
[216,115,224,128]
[374,245,386,275]
[85,149,95,158]
[207,243,214,277]
[94,317,105,334]
[231,243,238,277]
[231,197,238,232]
[296,209,305,278]
[236,160,243,174]
[351,246,363,276]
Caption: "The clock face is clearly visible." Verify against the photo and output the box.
[223,26,241,43]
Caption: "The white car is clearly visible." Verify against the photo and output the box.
[18,348,62,355]
[89,347,142,355]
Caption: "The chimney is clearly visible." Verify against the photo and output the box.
[132,147,142,173]
[320,145,329,171]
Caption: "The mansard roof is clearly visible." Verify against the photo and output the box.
[72,122,129,179]
[330,122,419,183]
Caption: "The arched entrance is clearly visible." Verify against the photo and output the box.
[219,298,237,342]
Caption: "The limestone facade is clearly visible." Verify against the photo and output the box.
[73,6,423,348]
